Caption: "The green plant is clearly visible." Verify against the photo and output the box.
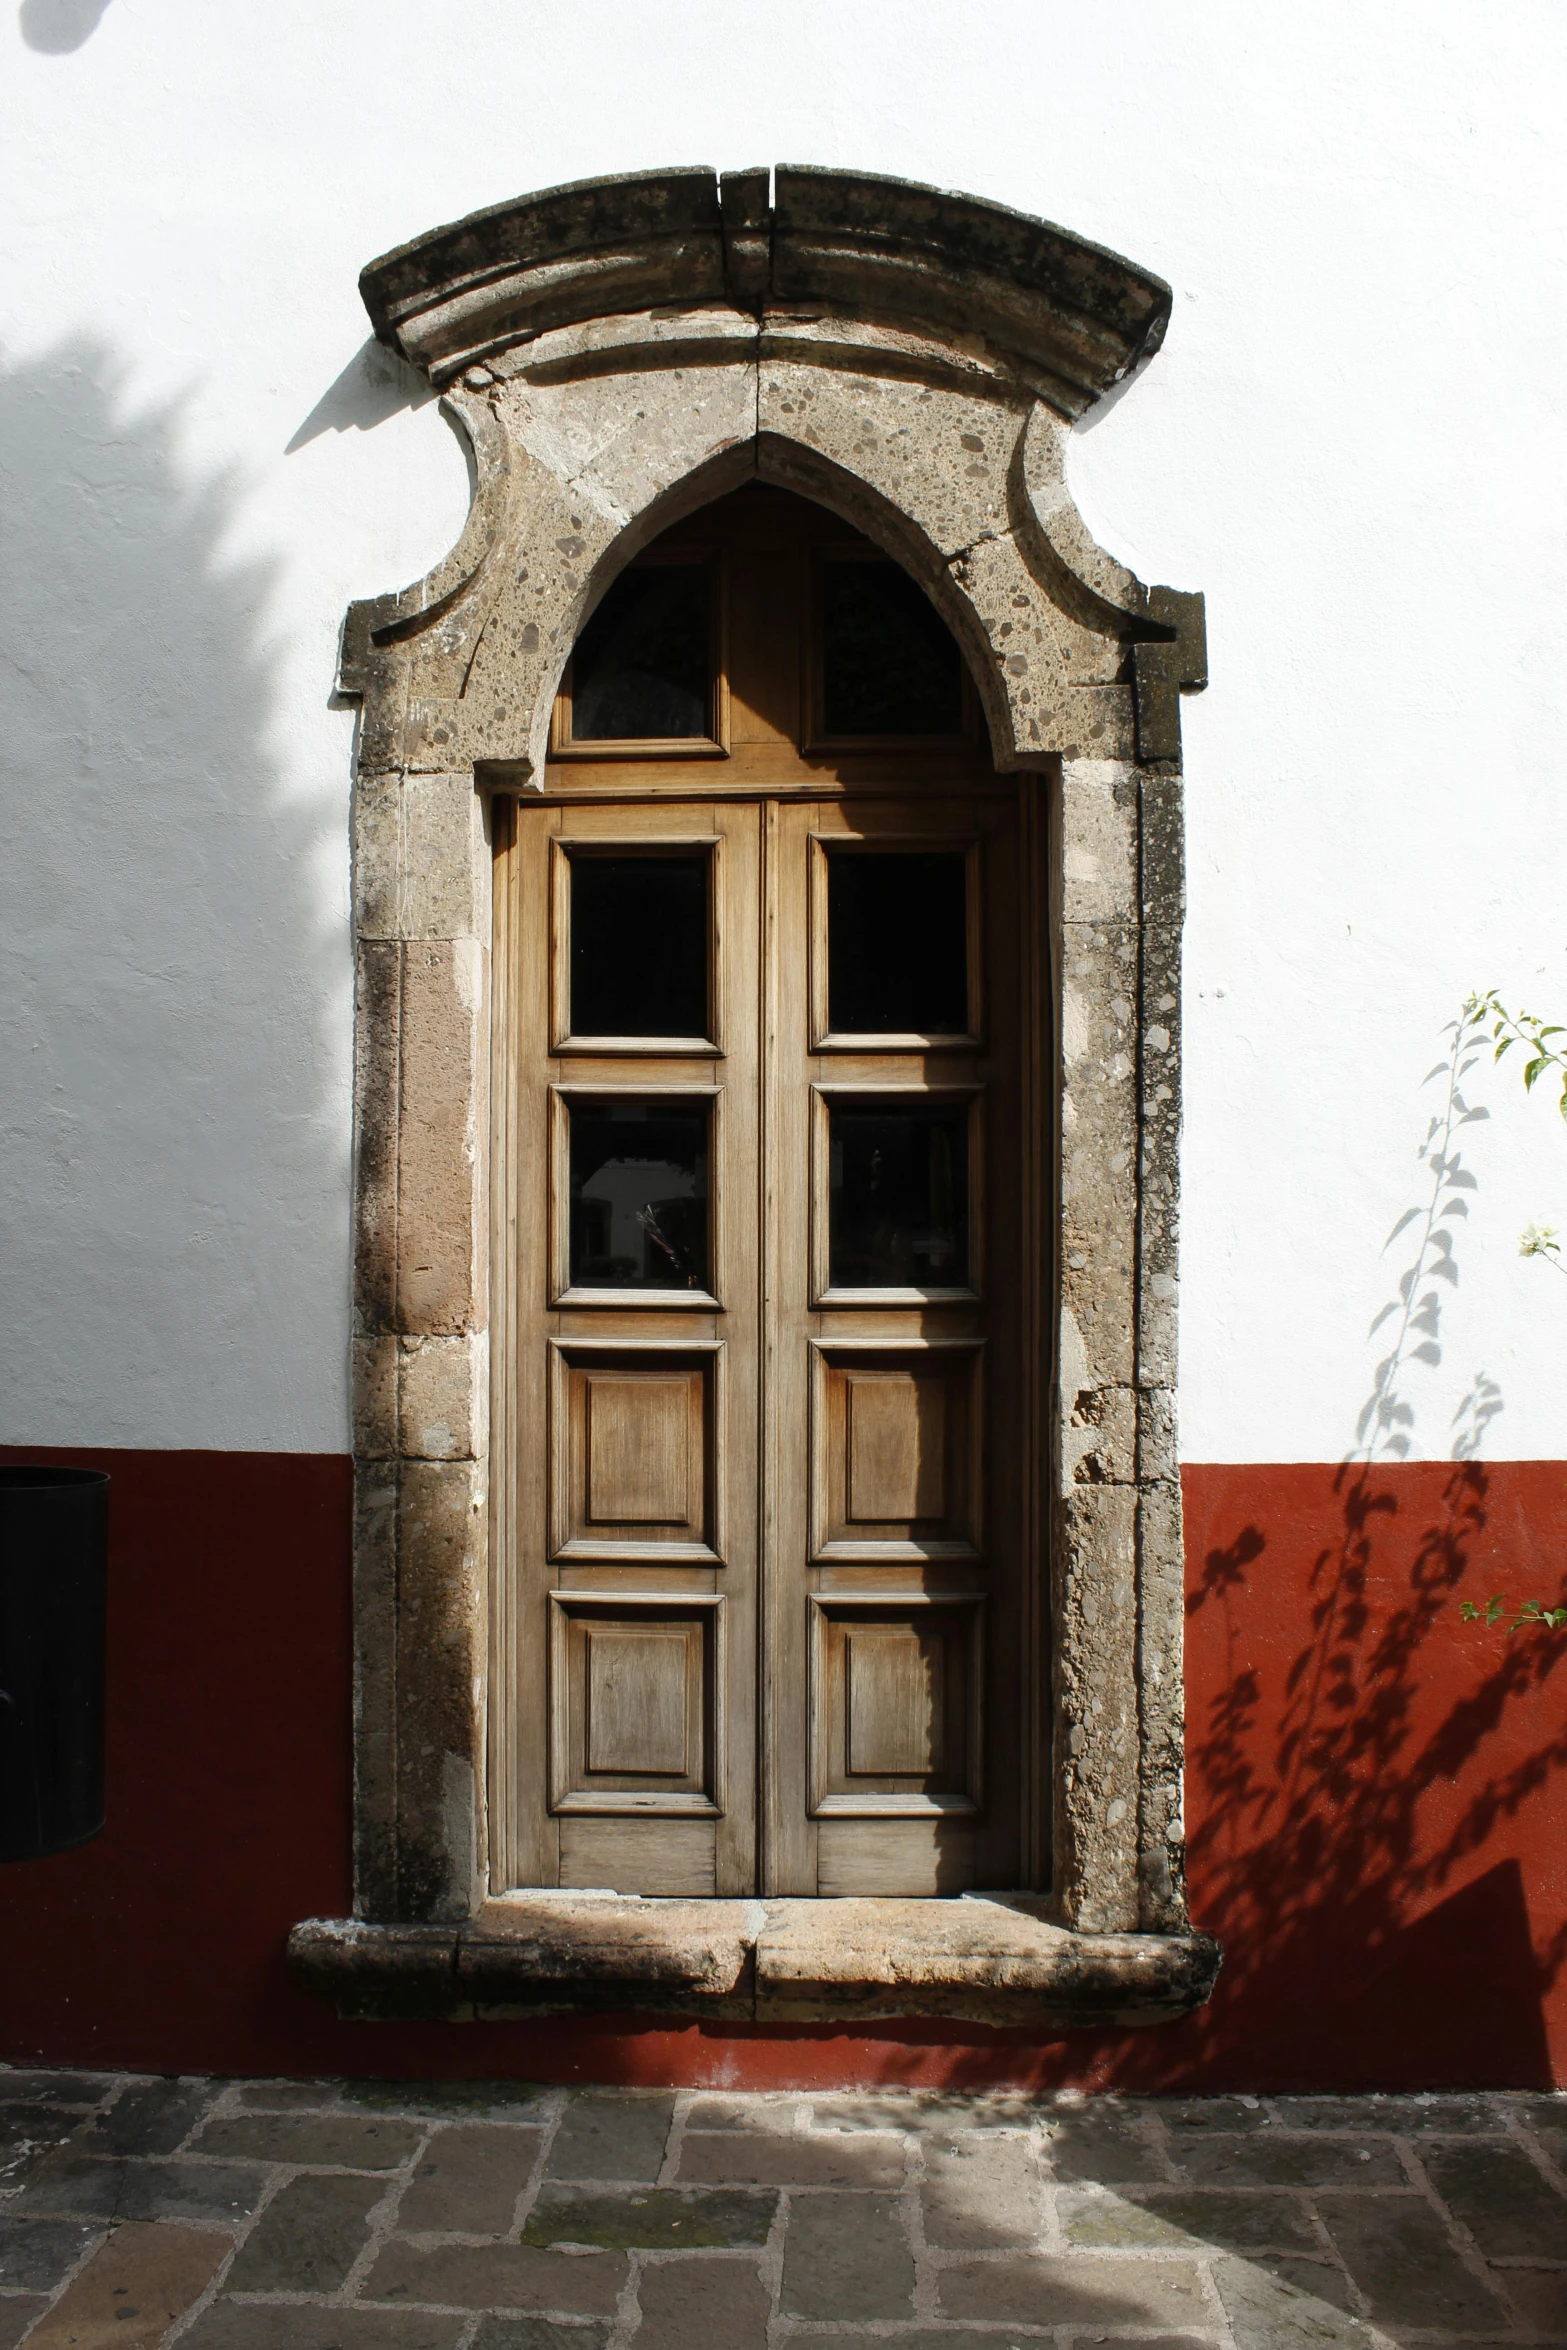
[1459,1595,1567,1633]
[1465,991,1567,1278]
[1457,990,1567,1637]
[1467,989,1567,1119]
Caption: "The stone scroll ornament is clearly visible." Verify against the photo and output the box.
[304,166,1214,2021]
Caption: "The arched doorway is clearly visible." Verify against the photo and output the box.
[491,483,1046,1896]
[298,166,1216,2026]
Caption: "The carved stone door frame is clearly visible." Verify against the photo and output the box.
[295,166,1214,2027]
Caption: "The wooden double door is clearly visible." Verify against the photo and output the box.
[494,782,1040,1898]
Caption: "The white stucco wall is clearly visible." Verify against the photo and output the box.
[2,0,1564,1461]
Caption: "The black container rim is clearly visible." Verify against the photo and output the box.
[0,1467,111,1492]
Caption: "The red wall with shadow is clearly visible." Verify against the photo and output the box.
[0,1447,1561,2090]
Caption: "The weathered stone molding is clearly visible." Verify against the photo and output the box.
[291,1898,1221,2030]
[331,166,1207,1985]
[361,165,1171,413]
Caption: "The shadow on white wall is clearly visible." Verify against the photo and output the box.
[18,0,111,52]
[0,338,349,1448]
[286,339,434,456]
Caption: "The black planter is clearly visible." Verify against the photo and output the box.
[0,1468,107,1860]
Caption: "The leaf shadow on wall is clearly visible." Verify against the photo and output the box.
[1185,1015,1567,2087]
[0,340,348,1446]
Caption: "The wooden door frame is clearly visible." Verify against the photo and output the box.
[330,167,1207,1962]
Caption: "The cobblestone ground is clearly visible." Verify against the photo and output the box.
[0,2072,1559,2347]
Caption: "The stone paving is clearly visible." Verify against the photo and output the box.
[0,2071,1559,2347]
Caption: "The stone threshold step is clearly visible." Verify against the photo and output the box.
[289,1895,1221,2028]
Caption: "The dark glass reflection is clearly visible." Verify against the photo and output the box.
[829,1101,969,1288]
[569,1100,709,1290]
[571,564,711,740]
[570,855,708,1038]
[820,561,965,737]
[828,850,968,1035]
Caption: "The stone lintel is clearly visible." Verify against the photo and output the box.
[361,165,1170,412]
[288,1897,1220,2030]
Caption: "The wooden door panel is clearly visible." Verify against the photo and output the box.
[811,1341,983,1561]
[548,1592,724,1812]
[549,1341,722,1562]
[809,1593,983,1813]
[768,794,1027,1894]
[496,491,1046,1906]
[501,787,1031,1899]
[498,798,760,1896]
[559,1817,717,1897]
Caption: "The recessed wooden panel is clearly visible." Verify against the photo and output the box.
[550,1343,722,1562]
[817,1820,974,1896]
[558,1817,717,1897]
[586,1374,690,1525]
[847,1372,947,1524]
[845,1625,946,1775]
[809,1594,983,1817]
[585,1626,693,1775]
[811,1344,982,1561]
[549,1592,725,1816]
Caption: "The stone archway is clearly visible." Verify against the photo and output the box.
[295,166,1214,2026]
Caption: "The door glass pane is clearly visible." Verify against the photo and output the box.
[571,565,711,741]
[820,561,964,737]
[571,854,708,1038]
[569,1100,709,1290]
[828,849,968,1035]
[829,1100,969,1288]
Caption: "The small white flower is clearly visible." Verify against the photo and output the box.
[1519,1221,1561,1258]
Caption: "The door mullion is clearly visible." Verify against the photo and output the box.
[758,796,780,1892]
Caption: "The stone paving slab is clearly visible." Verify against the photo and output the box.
[0,2068,1555,2345]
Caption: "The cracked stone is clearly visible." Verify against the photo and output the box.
[1044,2110,1165,2183]
[0,2214,100,2291]
[678,2129,900,2187]
[1420,2140,1567,2261]
[16,2154,269,2224]
[545,2093,674,2182]
[523,2182,775,2250]
[1211,2253,1372,2348]
[939,2252,1209,2327]
[397,2123,544,2233]
[184,2312,465,2350]
[363,2239,628,2314]
[1168,2135,1403,2188]
[780,2190,914,2319]
[82,2080,217,2158]
[223,2171,388,2293]
[187,2113,424,2169]
[921,2132,1041,2249]
[1062,2185,1316,2253]
[629,2254,769,2348]
[1315,2194,1509,2331]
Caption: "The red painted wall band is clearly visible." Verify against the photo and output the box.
[0,1447,1560,2088]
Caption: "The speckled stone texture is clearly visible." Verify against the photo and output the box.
[0,2069,1559,2346]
